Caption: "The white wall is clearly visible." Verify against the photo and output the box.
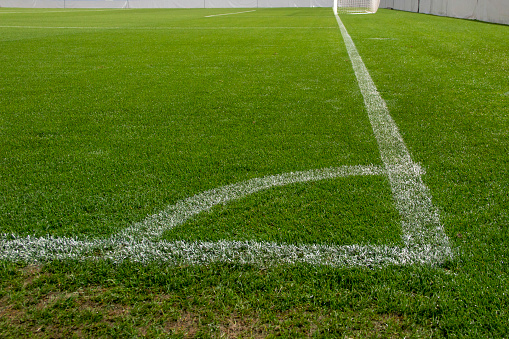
[0,0,334,8]
[379,0,509,25]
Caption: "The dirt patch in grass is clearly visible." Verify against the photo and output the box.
[0,265,437,338]
[21,265,43,288]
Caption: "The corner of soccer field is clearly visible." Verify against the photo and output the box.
[0,6,508,338]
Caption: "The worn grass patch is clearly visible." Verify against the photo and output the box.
[0,262,440,338]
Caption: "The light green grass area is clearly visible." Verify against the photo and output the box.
[0,8,383,239]
[163,176,403,246]
[1,7,508,338]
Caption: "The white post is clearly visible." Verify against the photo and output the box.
[333,0,338,15]
[373,0,381,13]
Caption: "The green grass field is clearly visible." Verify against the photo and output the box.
[0,7,508,338]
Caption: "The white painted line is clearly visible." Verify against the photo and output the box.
[0,237,449,267]
[1,165,391,264]
[204,10,256,18]
[0,26,123,29]
[0,162,452,266]
[119,165,386,241]
[334,14,451,252]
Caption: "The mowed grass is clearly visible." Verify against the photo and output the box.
[0,8,384,241]
[0,7,508,338]
[163,176,402,246]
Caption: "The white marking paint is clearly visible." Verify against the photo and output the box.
[335,14,451,251]
[1,165,393,265]
[119,165,385,241]
[0,237,448,267]
[0,14,453,267]
[204,10,256,18]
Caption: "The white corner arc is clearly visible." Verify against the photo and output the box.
[0,14,453,267]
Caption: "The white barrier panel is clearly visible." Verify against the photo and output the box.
[393,0,416,12]
[429,0,447,16]
[130,0,204,8]
[206,0,257,8]
[256,0,331,7]
[0,0,65,7]
[257,0,289,6]
[0,0,333,8]
[417,0,430,13]
[379,0,508,25]
[293,0,311,7]
[447,0,478,19]
[485,0,509,24]
[312,0,331,6]
[65,0,128,8]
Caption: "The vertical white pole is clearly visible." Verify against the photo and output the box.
[333,0,338,15]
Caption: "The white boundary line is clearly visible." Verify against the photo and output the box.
[1,164,449,266]
[334,14,450,250]
[119,165,385,241]
[0,14,453,267]
[204,10,256,18]
[0,237,448,266]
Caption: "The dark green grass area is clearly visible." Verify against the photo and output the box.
[0,8,381,238]
[164,175,403,246]
[1,8,508,338]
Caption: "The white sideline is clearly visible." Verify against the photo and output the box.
[0,237,448,266]
[334,14,451,250]
[0,14,453,267]
[204,10,256,18]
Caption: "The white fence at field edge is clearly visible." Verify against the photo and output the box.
[0,0,332,9]
[379,0,508,25]
[0,0,507,26]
